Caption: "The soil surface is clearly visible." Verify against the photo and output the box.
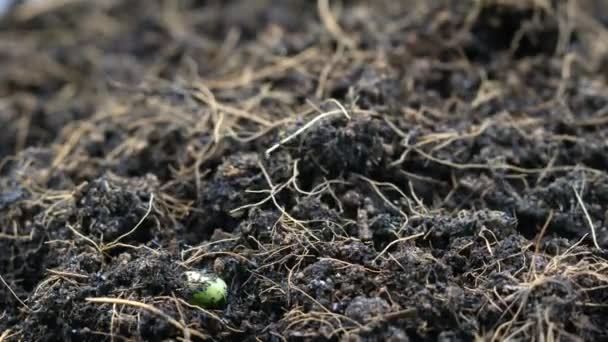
[1,0,608,341]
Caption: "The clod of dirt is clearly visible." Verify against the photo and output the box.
[286,115,397,177]
[17,251,189,341]
[73,174,161,245]
[344,296,390,323]
[425,209,518,248]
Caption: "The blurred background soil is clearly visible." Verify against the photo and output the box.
[1,0,608,341]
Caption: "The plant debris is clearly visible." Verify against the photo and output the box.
[1,0,608,341]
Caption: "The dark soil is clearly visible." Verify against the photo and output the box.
[1,0,608,341]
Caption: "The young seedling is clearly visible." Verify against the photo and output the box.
[183,270,228,309]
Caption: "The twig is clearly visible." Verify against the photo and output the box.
[47,269,89,279]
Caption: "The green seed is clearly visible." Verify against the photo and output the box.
[183,270,228,309]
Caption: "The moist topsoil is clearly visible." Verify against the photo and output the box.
[1,0,608,341]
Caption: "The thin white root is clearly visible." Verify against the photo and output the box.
[372,232,425,263]
[572,186,602,251]
[104,193,155,250]
[265,102,350,156]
